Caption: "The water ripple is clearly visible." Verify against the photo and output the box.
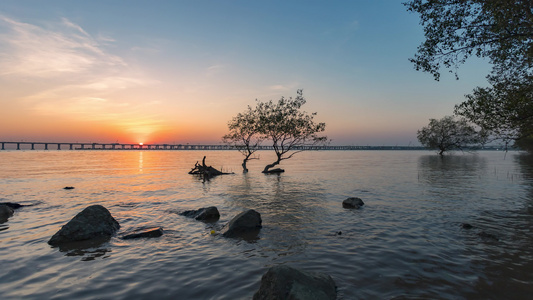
[1,151,533,299]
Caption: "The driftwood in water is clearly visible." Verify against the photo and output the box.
[188,156,233,180]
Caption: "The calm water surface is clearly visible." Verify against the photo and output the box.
[1,150,533,299]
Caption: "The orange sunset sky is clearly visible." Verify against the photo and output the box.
[0,1,491,146]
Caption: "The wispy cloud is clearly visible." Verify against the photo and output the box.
[0,15,125,77]
[24,76,158,118]
[0,15,165,136]
[206,64,227,77]
[60,17,90,37]
[269,85,290,91]
[268,82,299,92]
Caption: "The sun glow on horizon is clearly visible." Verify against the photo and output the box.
[0,5,492,147]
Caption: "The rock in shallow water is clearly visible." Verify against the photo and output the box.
[179,206,220,222]
[461,223,473,229]
[262,168,285,174]
[121,227,164,240]
[0,202,28,209]
[342,197,364,209]
[253,265,337,300]
[48,205,120,246]
[0,204,14,223]
[478,231,499,241]
[222,209,262,238]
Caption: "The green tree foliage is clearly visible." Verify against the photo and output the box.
[223,90,327,173]
[417,116,486,155]
[454,76,533,145]
[404,0,533,81]
[222,106,264,173]
[255,90,327,173]
[405,0,533,149]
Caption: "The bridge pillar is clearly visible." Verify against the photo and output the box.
[1,143,4,150]
[44,144,48,150]
[80,144,85,149]
[17,143,20,150]
[31,143,35,150]
[57,144,61,150]
[69,144,73,150]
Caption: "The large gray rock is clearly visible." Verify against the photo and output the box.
[222,209,262,238]
[253,265,337,300]
[342,197,364,209]
[180,206,220,222]
[48,205,120,245]
[0,204,14,223]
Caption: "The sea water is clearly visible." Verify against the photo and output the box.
[1,150,532,299]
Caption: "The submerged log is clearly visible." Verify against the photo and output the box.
[188,156,233,180]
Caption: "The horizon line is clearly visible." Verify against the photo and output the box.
[0,141,508,151]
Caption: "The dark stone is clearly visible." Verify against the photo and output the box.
[121,227,164,240]
[478,231,499,241]
[253,265,337,300]
[56,236,111,258]
[222,209,262,238]
[263,168,285,174]
[180,206,220,222]
[0,204,14,223]
[461,223,473,229]
[48,205,120,246]
[342,197,364,209]
[64,186,75,190]
[0,202,29,209]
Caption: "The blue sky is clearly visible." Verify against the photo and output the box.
[0,1,491,145]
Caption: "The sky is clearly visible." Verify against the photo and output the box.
[0,0,492,146]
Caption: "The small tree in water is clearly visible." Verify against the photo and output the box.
[223,90,327,173]
[255,90,327,173]
[417,116,486,155]
[222,106,263,173]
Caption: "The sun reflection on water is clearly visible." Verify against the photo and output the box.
[138,151,143,173]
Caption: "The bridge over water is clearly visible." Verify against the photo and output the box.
[0,141,429,151]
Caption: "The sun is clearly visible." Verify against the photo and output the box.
[139,142,144,146]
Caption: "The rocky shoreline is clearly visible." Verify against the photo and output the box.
[1,193,502,299]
